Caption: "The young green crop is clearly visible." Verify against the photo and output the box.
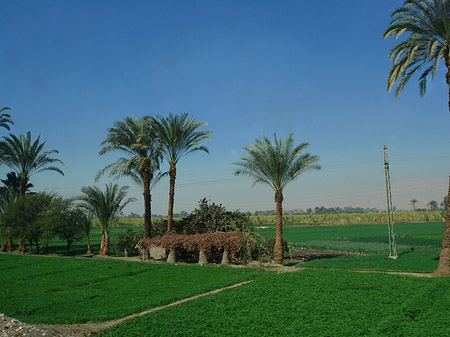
[104,269,450,336]
[0,254,263,324]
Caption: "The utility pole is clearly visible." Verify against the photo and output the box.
[384,145,398,259]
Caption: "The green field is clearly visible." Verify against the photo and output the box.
[104,270,450,337]
[0,254,261,324]
[259,222,445,254]
[1,254,449,336]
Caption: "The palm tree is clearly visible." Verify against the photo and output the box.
[79,184,135,255]
[0,132,64,251]
[384,0,450,275]
[234,133,320,264]
[96,116,163,238]
[410,198,418,211]
[152,113,213,232]
[0,107,13,130]
[0,132,64,197]
[384,0,450,107]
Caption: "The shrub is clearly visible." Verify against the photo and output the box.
[113,229,143,256]
[177,198,251,234]
[262,235,290,258]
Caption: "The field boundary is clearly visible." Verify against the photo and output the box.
[34,280,255,337]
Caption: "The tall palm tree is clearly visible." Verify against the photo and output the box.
[234,133,320,265]
[79,184,135,255]
[0,132,64,197]
[152,113,213,232]
[0,107,13,130]
[410,198,418,211]
[384,0,450,275]
[96,116,163,238]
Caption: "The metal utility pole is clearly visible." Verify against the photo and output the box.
[384,145,398,259]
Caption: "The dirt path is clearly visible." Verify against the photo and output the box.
[33,280,254,337]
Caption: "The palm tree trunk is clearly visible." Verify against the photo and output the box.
[142,164,152,238]
[167,164,176,232]
[7,236,14,251]
[274,190,284,265]
[446,54,450,112]
[86,236,92,255]
[436,174,450,275]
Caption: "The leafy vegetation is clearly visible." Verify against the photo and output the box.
[104,270,450,336]
[0,254,262,324]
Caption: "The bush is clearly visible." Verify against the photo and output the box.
[177,198,251,234]
[113,229,143,256]
[262,235,290,258]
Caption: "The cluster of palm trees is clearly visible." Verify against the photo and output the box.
[95,113,213,250]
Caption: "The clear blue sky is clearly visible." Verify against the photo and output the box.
[1,0,450,215]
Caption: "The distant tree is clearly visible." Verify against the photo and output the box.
[152,113,212,232]
[0,107,13,130]
[97,116,163,239]
[54,204,85,255]
[427,200,439,211]
[410,199,418,211]
[234,133,320,264]
[79,184,135,255]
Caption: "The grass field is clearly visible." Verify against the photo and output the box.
[2,253,448,336]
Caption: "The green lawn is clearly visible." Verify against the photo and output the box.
[104,269,450,337]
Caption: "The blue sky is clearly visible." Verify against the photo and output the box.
[1,0,450,215]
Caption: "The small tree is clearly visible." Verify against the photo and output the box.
[410,198,418,211]
[79,184,135,255]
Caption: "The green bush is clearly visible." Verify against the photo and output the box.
[113,229,143,256]
[262,235,289,258]
[177,198,251,234]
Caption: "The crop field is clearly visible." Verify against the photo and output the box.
[259,222,445,254]
[301,249,441,273]
[0,254,261,324]
[2,254,450,336]
[104,270,450,337]
[250,211,443,225]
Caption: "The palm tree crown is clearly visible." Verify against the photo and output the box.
[234,133,320,193]
[152,113,213,166]
[384,0,450,100]
[0,107,13,130]
[0,132,64,196]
